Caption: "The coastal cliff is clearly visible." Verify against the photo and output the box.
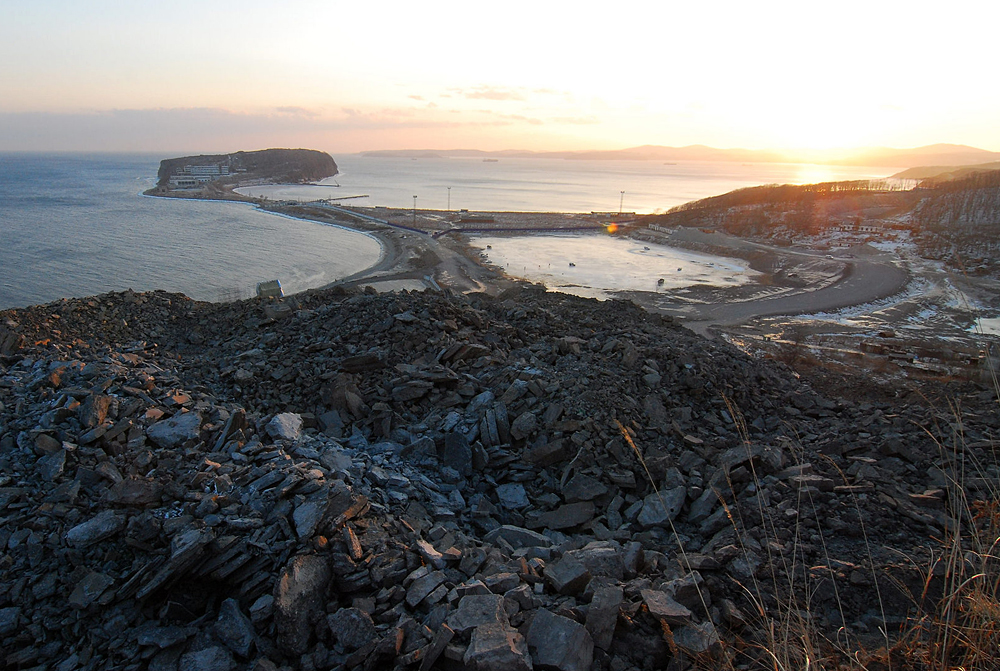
[150,148,338,197]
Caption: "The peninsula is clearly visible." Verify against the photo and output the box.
[145,148,338,201]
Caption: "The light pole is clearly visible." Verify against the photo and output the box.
[447,186,451,211]
[412,195,417,225]
[619,190,625,216]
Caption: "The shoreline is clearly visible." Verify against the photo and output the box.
[133,187,991,364]
[140,186,915,332]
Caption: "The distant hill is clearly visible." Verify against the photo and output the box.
[360,143,1000,167]
[836,144,1000,169]
[890,161,1000,181]
[156,148,338,188]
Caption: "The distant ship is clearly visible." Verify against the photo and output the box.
[482,158,499,163]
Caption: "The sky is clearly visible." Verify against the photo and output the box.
[2,0,999,155]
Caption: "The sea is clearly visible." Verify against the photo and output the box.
[0,153,890,310]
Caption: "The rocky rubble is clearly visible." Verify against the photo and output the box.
[0,286,997,670]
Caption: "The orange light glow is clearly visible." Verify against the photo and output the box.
[605,223,619,234]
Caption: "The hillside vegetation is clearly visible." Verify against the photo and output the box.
[155,148,338,188]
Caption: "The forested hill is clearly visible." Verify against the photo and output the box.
[155,148,338,187]
[647,170,1000,237]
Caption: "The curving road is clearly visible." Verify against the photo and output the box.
[640,254,909,335]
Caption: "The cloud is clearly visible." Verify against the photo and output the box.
[553,116,601,125]
[0,104,566,152]
[463,86,526,101]
[274,106,319,117]
[408,95,425,101]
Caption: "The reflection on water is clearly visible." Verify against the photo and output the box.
[470,234,756,299]
[236,156,892,214]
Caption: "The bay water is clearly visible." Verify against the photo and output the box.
[1,153,890,309]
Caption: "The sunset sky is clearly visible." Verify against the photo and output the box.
[2,1,998,155]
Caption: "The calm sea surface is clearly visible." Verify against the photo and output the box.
[1,153,891,310]
[237,155,892,214]
[0,153,381,309]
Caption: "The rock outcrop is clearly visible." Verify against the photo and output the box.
[0,285,995,670]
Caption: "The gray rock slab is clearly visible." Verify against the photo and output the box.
[585,585,623,651]
[65,511,125,548]
[147,411,202,449]
[526,608,593,671]
[0,607,20,636]
[68,571,114,609]
[448,594,510,635]
[562,473,608,503]
[178,646,234,671]
[484,525,552,550]
[673,621,722,655]
[535,502,594,530]
[266,413,302,441]
[274,554,331,655]
[463,622,532,671]
[636,487,686,528]
[509,412,538,441]
[327,607,377,651]
[641,589,693,626]
[565,542,624,580]
[406,570,448,608]
[214,598,255,658]
[496,483,530,510]
[544,554,591,595]
[443,431,473,476]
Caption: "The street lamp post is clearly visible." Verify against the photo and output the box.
[619,190,625,216]
[412,195,417,225]
[447,187,451,211]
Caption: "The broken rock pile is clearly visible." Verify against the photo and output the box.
[0,286,997,670]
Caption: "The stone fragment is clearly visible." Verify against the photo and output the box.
[535,502,594,530]
[266,412,303,441]
[292,495,330,539]
[562,473,607,503]
[636,487,686,528]
[109,477,163,506]
[565,541,624,579]
[545,554,591,595]
[509,412,538,441]
[327,607,377,651]
[419,624,455,671]
[0,607,20,636]
[673,621,722,655]
[443,431,473,476]
[484,525,552,550]
[406,570,448,607]
[65,511,126,547]
[641,589,692,626]
[178,646,234,671]
[214,598,255,658]
[496,483,530,509]
[790,474,836,492]
[526,608,594,671]
[415,539,446,569]
[136,624,191,648]
[463,622,532,671]
[39,449,66,481]
[274,554,331,655]
[522,439,569,466]
[448,594,509,635]
[137,529,215,599]
[586,585,623,651]
[68,571,114,609]
[146,411,202,449]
